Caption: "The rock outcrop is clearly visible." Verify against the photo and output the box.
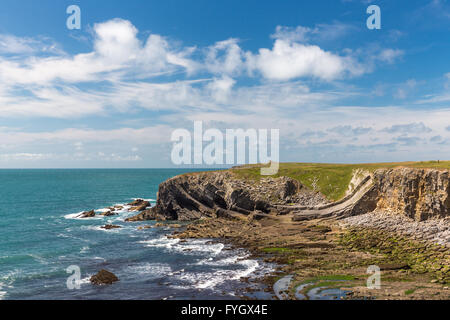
[293,168,450,222]
[101,224,122,230]
[127,167,450,223]
[128,199,150,212]
[292,174,378,221]
[90,269,119,285]
[101,211,117,217]
[375,168,450,221]
[126,171,324,221]
[78,210,95,218]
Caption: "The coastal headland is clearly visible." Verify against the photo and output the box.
[125,162,450,300]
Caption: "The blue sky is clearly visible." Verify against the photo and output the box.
[0,0,450,168]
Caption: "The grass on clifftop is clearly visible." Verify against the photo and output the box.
[231,161,450,201]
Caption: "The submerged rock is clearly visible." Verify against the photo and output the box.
[137,225,153,230]
[101,211,117,217]
[90,269,119,285]
[101,224,121,230]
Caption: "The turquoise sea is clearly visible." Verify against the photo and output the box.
[0,169,272,300]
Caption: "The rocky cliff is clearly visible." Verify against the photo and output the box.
[126,167,450,222]
[374,168,450,221]
[126,170,326,221]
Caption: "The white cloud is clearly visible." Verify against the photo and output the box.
[394,79,417,99]
[0,153,53,161]
[1,19,437,166]
[247,39,354,81]
[0,20,403,120]
[207,76,236,103]
[205,39,245,75]
[0,34,62,55]
[0,19,196,87]
[377,48,404,64]
[272,22,356,44]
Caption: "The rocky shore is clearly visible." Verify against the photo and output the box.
[126,166,449,300]
[341,211,450,247]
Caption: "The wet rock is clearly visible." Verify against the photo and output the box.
[101,224,121,230]
[137,225,153,230]
[90,269,119,285]
[79,210,95,218]
[101,211,117,217]
[128,199,145,206]
[125,208,158,222]
[128,199,150,212]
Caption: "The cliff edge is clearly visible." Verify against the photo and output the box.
[127,167,450,222]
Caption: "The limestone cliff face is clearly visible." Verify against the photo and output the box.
[127,167,450,222]
[126,171,325,221]
[374,168,450,221]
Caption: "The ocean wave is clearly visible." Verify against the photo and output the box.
[0,283,8,300]
[126,263,172,278]
[64,212,104,220]
[163,243,266,291]
[78,276,93,286]
[195,252,250,266]
[173,259,259,290]
[0,269,21,299]
[180,240,224,255]
[28,254,48,265]
[138,236,225,257]
[64,212,85,220]
[92,256,106,261]
[130,198,156,202]
[80,246,89,254]
[138,236,180,249]
[80,225,123,233]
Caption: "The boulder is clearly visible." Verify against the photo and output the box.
[90,269,119,285]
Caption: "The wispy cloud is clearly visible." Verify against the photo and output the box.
[0,17,447,166]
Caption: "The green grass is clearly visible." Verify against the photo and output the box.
[231,161,450,201]
[262,247,293,253]
[404,288,416,295]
